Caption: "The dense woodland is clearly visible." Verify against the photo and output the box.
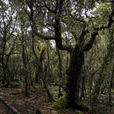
[0,0,114,114]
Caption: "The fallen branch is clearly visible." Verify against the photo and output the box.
[0,96,20,114]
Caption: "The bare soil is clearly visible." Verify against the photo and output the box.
[0,87,114,114]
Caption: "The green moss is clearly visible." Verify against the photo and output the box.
[76,102,90,112]
[52,95,67,110]
[52,94,89,112]
[33,83,43,88]
[50,86,59,96]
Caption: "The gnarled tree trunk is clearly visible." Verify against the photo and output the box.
[65,45,84,108]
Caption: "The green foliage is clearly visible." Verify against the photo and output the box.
[111,89,114,94]
[39,46,46,58]
[11,0,25,6]
[90,3,111,28]
[32,83,43,89]
[0,0,8,10]
[85,0,96,9]
[92,3,111,16]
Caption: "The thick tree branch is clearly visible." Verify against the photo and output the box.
[83,31,98,51]
[83,4,114,51]
[26,0,72,52]
[36,33,55,40]
[78,25,89,47]
[26,0,55,41]
[54,0,72,52]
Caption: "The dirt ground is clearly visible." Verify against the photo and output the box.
[0,101,13,114]
[0,87,114,114]
[0,87,54,114]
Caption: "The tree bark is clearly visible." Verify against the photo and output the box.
[108,64,114,106]
[56,48,63,97]
[80,76,86,101]
[22,44,30,97]
[65,45,84,108]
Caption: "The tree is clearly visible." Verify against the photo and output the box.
[0,1,17,86]
[24,0,114,108]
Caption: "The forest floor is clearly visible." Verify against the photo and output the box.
[0,87,114,114]
[0,87,54,114]
[0,101,13,114]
